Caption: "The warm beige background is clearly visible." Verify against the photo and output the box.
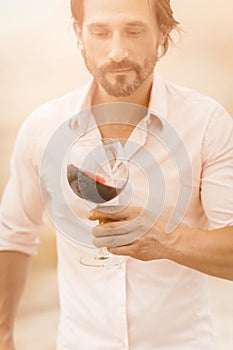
[0,0,233,349]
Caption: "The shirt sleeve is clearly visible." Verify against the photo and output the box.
[201,104,233,228]
[0,117,44,255]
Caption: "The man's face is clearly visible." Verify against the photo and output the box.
[77,0,161,97]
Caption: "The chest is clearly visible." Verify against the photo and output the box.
[98,123,135,140]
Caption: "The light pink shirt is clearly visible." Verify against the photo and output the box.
[1,70,233,349]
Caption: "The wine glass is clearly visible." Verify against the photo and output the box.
[66,138,129,267]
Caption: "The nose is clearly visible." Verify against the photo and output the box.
[108,33,128,62]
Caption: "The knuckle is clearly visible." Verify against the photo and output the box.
[110,235,117,247]
[92,237,99,247]
[108,222,116,229]
[92,227,100,237]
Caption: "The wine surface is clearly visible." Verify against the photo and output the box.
[67,164,120,203]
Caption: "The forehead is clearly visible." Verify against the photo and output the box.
[82,0,155,25]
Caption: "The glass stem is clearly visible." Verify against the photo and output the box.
[96,247,110,260]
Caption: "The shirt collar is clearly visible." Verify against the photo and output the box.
[69,69,167,131]
[148,69,167,122]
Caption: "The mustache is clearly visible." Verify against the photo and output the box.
[100,59,140,71]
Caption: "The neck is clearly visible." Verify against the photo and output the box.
[92,74,153,108]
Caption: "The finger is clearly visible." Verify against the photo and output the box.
[88,205,143,221]
[93,220,131,237]
[93,231,139,248]
[108,245,136,258]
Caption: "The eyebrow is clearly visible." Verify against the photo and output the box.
[87,21,147,29]
[87,23,108,29]
[125,21,147,27]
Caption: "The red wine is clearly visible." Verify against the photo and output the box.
[67,164,121,203]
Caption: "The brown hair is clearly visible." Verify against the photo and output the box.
[70,0,180,56]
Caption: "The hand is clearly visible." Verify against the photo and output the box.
[88,206,178,261]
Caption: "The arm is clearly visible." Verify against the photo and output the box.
[0,251,31,349]
[0,116,45,348]
[89,105,233,280]
[165,225,233,280]
[89,207,233,280]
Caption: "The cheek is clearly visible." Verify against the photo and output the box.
[128,37,158,60]
[84,42,109,66]
[138,39,157,56]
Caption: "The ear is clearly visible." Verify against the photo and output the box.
[73,22,84,49]
[158,32,167,47]
[73,21,81,39]
[78,37,84,50]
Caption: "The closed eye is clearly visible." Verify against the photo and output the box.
[127,30,143,36]
[87,24,110,38]
[125,22,146,37]
[90,30,109,37]
[90,30,110,38]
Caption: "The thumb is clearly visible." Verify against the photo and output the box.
[88,206,143,221]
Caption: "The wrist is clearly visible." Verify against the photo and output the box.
[161,224,191,260]
[151,220,183,260]
[162,224,206,263]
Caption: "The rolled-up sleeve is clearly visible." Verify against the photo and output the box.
[0,117,44,255]
[201,105,233,228]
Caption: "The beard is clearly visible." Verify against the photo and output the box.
[82,50,158,97]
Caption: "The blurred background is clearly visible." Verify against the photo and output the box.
[0,0,233,348]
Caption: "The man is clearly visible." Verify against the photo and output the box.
[0,0,233,349]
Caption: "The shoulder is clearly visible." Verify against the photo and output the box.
[14,85,88,165]
[164,79,232,129]
[165,80,221,113]
[17,85,87,142]
[25,87,85,128]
